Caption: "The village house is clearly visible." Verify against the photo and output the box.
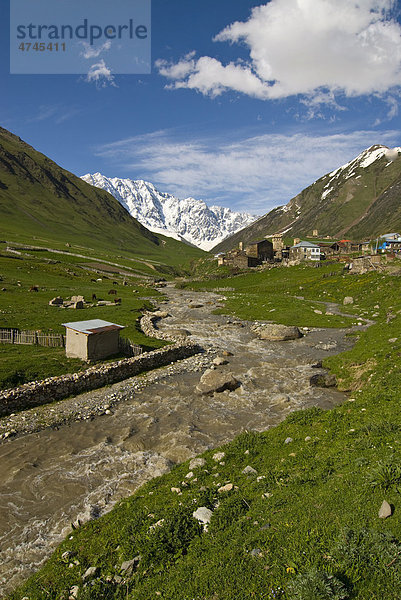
[63,319,125,361]
[377,233,401,251]
[218,239,273,268]
[290,241,321,261]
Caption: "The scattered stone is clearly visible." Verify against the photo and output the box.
[250,548,262,557]
[193,507,213,524]
[189,457,206,470]
[284,437,293,444]
[343,296,354,305]
[49,296,63,306]
[171,487,181,494]
[149,519,165,530]
[120,556,140,574]
[170,328,191,338]
[82,566,98,581]
[389,338,398,343]
[253,324,303,341]
[190,304,203,308]
[305,436,311,441]
[185,471,194,479]
[309,373,337,388]
[213,356,228,366]
[213,452,225,461]
[242,465,257,475]
[314,309,322,314]
[319,342,337,350]
[69,585,79,599]
[196,369,240,395]
[221,350,233,356]
[218,483,234,493]
[379,500,392,519]
[153,311,170,318]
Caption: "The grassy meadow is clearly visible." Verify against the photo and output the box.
[0,246,168,389]
[9,258,401,599]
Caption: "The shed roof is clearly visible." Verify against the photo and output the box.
[62,319,124,335]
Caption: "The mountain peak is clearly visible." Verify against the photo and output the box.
[81,174,256,251]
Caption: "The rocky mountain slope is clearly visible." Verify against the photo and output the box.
[0,127,204,268]
[81,173,256,251]
[212,145,401,253]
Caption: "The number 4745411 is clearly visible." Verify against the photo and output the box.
[18,42,66,51]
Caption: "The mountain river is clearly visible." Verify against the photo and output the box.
[0,285,356,594]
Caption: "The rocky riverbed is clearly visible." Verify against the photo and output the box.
[0,285,356,595]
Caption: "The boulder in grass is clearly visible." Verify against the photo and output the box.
[193,507,213,524]
[379,500,392,519]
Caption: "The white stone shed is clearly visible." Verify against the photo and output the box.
[62,319,125,361]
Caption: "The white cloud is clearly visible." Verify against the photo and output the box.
[157,0,401,105]
[81,41,112,59]
[94,128,400,213]
[29,105,82,124]
[86,60,116,87]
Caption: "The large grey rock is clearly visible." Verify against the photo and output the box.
[193,507,213,524]
[196,369,240,395]
[49,296,63,306]
[254,324,303,341]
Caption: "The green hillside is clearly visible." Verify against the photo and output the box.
[213,145,401,253]
[0,127,205,270]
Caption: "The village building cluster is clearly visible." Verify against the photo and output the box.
[216,231,401,269]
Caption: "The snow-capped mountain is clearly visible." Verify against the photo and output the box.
[80,173,256,251]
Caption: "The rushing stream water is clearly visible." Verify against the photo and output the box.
[0,286,354,595]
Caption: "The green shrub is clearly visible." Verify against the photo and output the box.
[287,569,349,600]
[331,528,401,579]
[366,460,401,489]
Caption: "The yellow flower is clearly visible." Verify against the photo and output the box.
[286,567,295,574]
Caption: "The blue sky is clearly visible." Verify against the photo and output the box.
[2,0,401,214]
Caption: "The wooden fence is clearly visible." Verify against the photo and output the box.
[0,328,65,348]
[0,329,143,356]
[118,337,143,357]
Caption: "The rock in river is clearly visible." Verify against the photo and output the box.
[253,324,303,341]
[196,369,240,395]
